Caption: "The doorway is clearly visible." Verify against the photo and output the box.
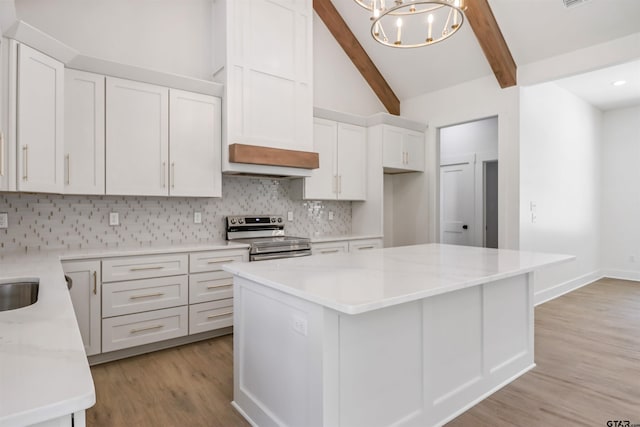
[438,117,498,248]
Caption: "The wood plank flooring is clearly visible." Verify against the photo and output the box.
[88,278,640,427]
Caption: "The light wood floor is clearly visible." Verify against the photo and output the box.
[88,278,640,427]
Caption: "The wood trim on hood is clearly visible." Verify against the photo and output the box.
[228,144,320,170]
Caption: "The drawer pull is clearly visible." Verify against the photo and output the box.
[207,259,235,264]
[357,246,375,250]
[130,265,164,271]
[206,284,229,290]
[207,310,233,320]
[321,249,340,254]
[130,324,163,334]
[130,292,165,300]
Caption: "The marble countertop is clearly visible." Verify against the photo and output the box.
[309,234,383,243]
[0,241,249,426]
[223,244,574,315]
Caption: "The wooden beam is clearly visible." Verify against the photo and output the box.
[464,0,517,88]
[313,0,400,115]
[228,144,320,169]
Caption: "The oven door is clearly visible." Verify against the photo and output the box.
[250,250,312,262]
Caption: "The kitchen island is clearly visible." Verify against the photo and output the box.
[224,244,573,427]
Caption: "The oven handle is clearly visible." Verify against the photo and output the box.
[251,251,312,262]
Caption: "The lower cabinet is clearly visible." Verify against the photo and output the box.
[62,260,102,356]
[189,299,233,335]
[312,238,383,255]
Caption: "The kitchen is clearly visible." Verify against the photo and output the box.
[1,0,640,426]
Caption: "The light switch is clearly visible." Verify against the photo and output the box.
[0,212,8,229]
[287,211,293,221]
[328,211,334,221]
[194,212,202,224]
[109,212,119,226]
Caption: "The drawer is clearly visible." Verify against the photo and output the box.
[189,271,233,304]
[349,238,383,252]
[102,306,188,353]
[311,241,349,255]
[189,250,248,274]
[189,299,233,335]
[102,275,188,317]
[102,254,188,282]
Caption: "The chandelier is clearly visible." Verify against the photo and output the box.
[354,0,466,48]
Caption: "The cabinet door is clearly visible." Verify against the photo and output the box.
[336,123,366,201]
[106,77,168,196]
[64,69,105,194]
[304,118,337,200]
[0,39,16,191]
[16,43,64,193]
[403,130,425,172]
[381,126,405,170]
[169,89,221,197]
[62,260,101,356]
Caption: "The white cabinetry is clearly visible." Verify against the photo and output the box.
[348,238,383,252]
[62,260,101,356]
[106,77,169,196]
[212,0,314,177]
[64,69,105,194]
[169,89,221,197]
[297,118,366,200]
[312,237,383,255]
[381,125,425,173]
[0,38,15,192]
[16,43,64,193]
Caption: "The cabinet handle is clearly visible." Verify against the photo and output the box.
[22,145,28,181]
[93,271,97,295]
[162,162,166,187]
[171,162,175,189]
[206,284,228,290]
[357,245,376,250]
[130,265,164,271]
[338,175,342,194]
[207,259,235,264]
[65,154,70,185]
[320,249,340,254]
[130,324,163,334]
[129,292,165,300]
[207,310,233,320]
[0,131,5,177]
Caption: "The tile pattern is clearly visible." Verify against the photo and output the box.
[0,176,351,253]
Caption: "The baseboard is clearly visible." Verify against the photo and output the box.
[534,270,604,306]
[231,401,258,427]
[600,269,640,282]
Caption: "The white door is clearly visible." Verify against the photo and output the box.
[169,89,222,197]
[440,162,474,246]
[16,43,64,193]
[382,126,404,169]
[304,118,337,200]
[64,69,105,195]
[337,122,366,200]
[63,260,101,356]
[106,77,169,196]
[403,130,425,172]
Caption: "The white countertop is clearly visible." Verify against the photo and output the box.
[0,241,248,426]
[309,234,382,243]
[224,244,574,315]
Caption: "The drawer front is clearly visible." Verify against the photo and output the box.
[103,254,188,282]
[311,241,349,256]
[102,306,188,353]
[349,238,383,252]
[189,271,233,304]
[102,275,188,317]
[189,250,248,274]
[189,299,233,335]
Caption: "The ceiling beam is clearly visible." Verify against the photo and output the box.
[313,0,400,115]
[464,0,517,88]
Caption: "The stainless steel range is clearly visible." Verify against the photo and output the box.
[226,215,312,261]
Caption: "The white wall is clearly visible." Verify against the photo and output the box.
[313,13,385,116]
[400,76,520,249]
[601,105,640,279]
[519,83,603,302]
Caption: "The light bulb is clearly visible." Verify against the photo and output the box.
[396,18,403,28]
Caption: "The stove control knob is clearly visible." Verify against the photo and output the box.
[230,218,236,224]
[239,218,245,224]
[271,217,276,223]
[277,217,282,223]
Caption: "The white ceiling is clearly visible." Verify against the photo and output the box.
[331,0,640,102]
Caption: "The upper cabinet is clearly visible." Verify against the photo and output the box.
[16,43,65,193]
[367,113,427,174]
[212,0,315,177]
[295,117,366,201]
[65,69,105,195]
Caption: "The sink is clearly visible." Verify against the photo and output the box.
[0,280,39,312]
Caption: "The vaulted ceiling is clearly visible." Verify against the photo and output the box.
[321,0,640,107]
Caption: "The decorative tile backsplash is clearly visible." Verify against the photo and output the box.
[0,176,352,253]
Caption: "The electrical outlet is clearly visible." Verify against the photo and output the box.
[292,315,308,336]
[287,211,293,221]
[531,212,537,224]
[109,212,119,226]
[194,212,202,224]
[328,211,334,221]
[530,201,537,212]
[0,212,8,229]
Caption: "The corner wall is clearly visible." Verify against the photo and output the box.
[519,83,603,302]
